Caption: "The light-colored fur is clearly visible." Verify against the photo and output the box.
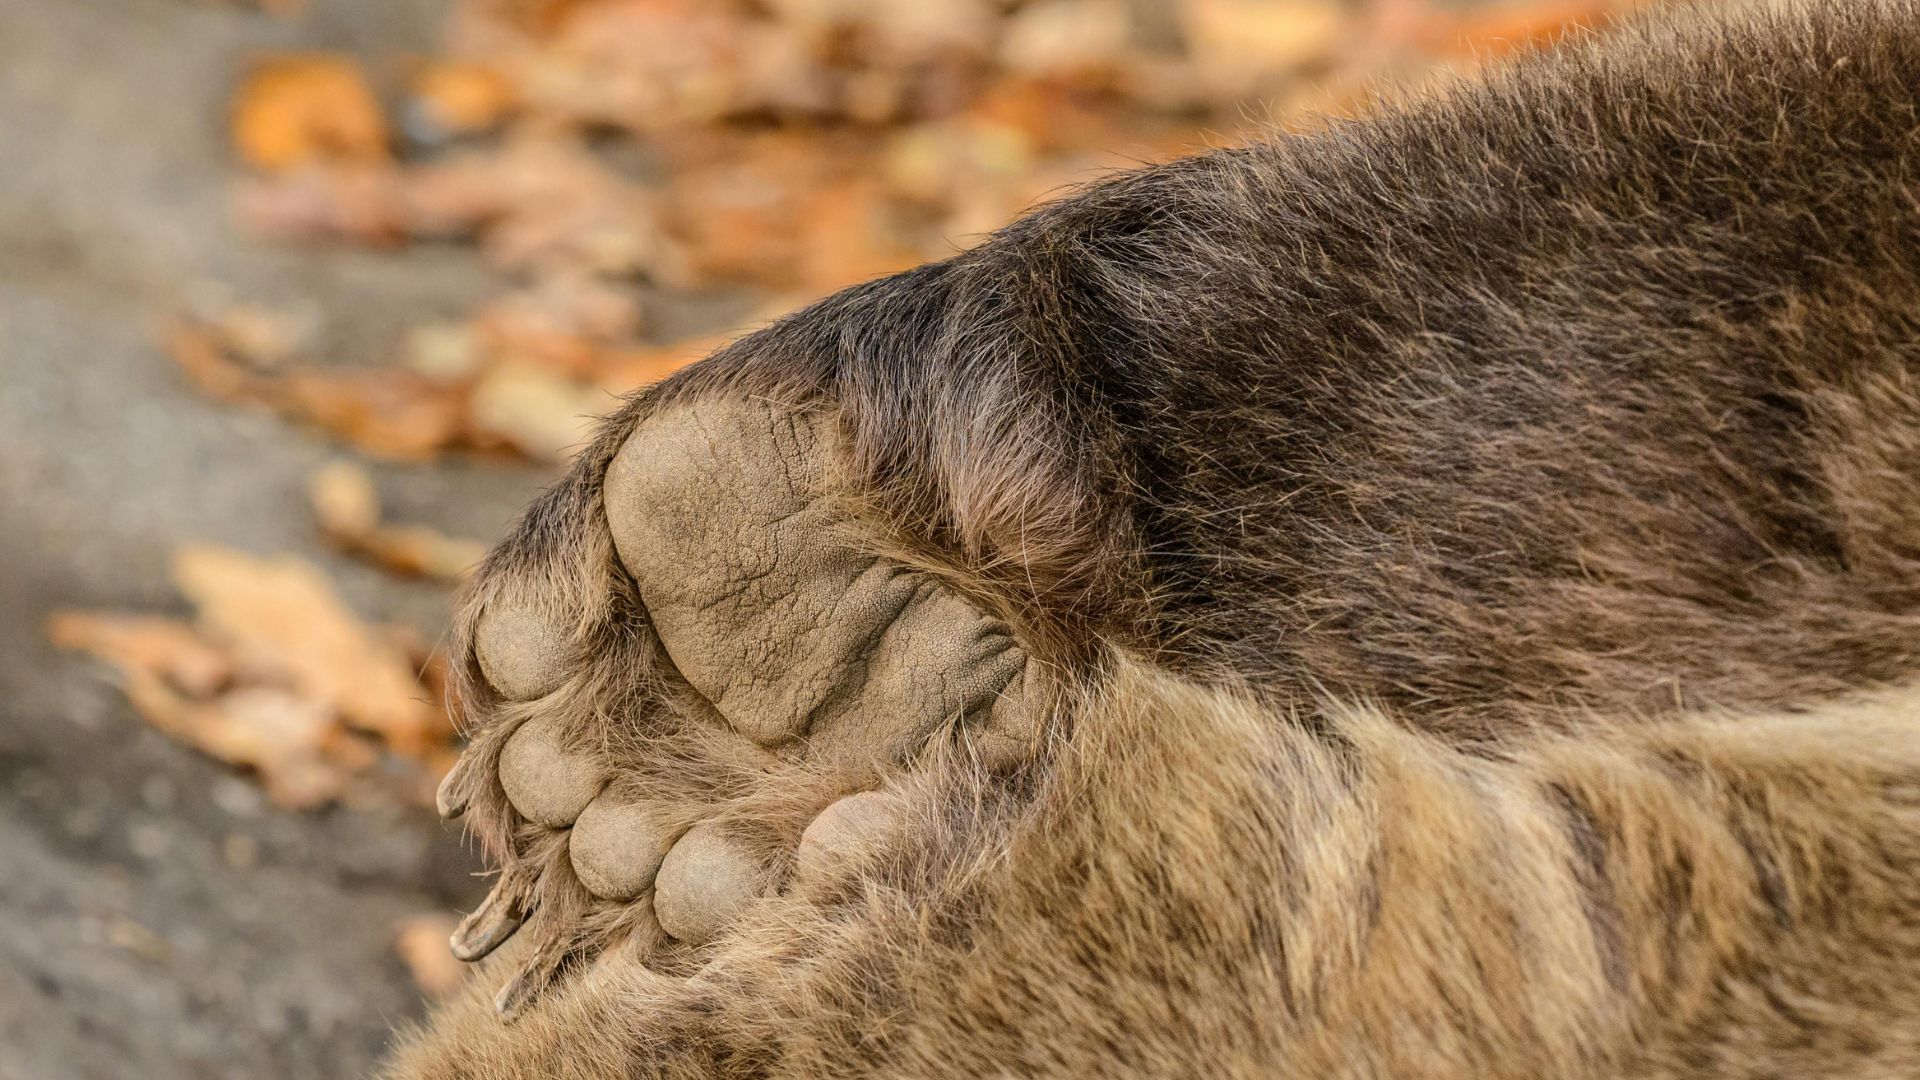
[390,660,1920,1077]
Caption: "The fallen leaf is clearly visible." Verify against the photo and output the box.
[232,54,391,173]
[403,322,485,381]
[1442,0,1625,55]
[309,460,381,542]
[49,544,457,809]
[394,913,469,997]
[594,335,725,394]
[46,612,235,699]
[50,603,377,811]
[408,61,518,140]
[172,544,448,754]
[1180,0,1347,94]
[235,164,409,246]
[468,361,612,461]
[165,317,470,461]
[356,525,491,582]
[165,309,703,463]
[199,304,312,371]
[406,138,676,278]
[106,918,173,964]
[999,0,1132,79]
[277,367,470,461]
[202,0,1651,471]
[65,652,354,809]
[470,274,644,379]
[310,461,489,581]
[164,317,270,404]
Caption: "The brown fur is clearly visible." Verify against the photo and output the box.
[390,2,1920,1075]
[392,662,1920,1078]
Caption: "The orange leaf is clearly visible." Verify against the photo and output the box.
[232,54,392,173]
[310,462,488,581]
[393,913,470,998]
[410,61,518,137]
[51,617,356,810]
[1441,0,1624,56]
[171,545,449,755]
[46,612,234,699]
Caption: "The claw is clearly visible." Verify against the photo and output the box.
[435,752,475,819]
[451,875,530,962]
[494,940,566,1020]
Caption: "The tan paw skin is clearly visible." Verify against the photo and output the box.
[604,400,1033,756]
[795,791,905,877]
[473,602,572,702]
[651,824,777,946]
[440,396,1043,1015]
[567,796,675,902]
[497,717,608,829]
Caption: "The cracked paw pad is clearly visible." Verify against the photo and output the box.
[444,396,1041,1009]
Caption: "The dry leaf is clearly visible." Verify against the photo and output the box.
[236,164,408,246]
[49,544,456,809]
[471,274,643,378]
[394,913,469,997]
[999,0,1132,79]
[198,304,311,370]
[406,138,675,277]
[166,309,698,464]
[468,361,611,461]
[46,612,235,699]
[205,0,1646,467]
[276,367,470,461]
[165,317,470,461]
[140,682,357,809]
[164,316,274,403]
[595,335,725,394]
[354,525,490,582]
[106,918,173,964]
[310,461,489,581]
[232,54,391,173]
[404,322,485,381]
[172,544,447,754]
[1444,0,1624,55]
[309,460,381,542]
[55,632,357,809]
[408,61,519,139]
[1181,0,1346,92]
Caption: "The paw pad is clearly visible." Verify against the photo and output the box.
[442,396,1042,1013]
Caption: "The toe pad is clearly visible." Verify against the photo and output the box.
[475,601,572,701]
[568,796,675,901]
[499,718,607,828]
[796,791,903,876]
[653,824,774,945]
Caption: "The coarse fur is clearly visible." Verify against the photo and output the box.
[398,663,1920,1078]
[387,2,1920,1076]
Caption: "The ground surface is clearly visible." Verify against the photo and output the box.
[0,2,557,1075]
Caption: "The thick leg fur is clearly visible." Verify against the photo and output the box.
[389,660,1920,1078]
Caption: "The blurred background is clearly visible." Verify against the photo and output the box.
[0,0,1664,1074]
